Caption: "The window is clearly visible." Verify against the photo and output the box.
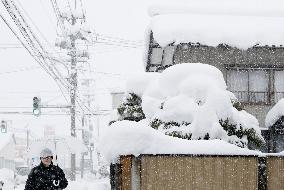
[275,71,284,102]
[150,48,163,65]
[150,46,175,66]
[161,46,175,66]
[227,69,269,104]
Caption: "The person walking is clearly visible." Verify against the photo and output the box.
[24,148,68,190]
[0,180,4,190]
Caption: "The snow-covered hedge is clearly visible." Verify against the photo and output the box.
[112,63,264,149]
[266,98,284,128]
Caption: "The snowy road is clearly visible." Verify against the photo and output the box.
[14,178,110,190]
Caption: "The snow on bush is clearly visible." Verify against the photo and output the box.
[265,98,284,127]
[112,63,264,150]
[100,120,260,163]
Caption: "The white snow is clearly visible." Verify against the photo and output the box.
[100,120,261,163]
[0,168,110,190]
[0,133,12,151]
[265,98,284,127]
[101,63,263,163]
[126,72,160,97]
[148,0,284,18]
[150,9,284,48]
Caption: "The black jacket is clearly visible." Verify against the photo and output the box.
[24,162,68,190]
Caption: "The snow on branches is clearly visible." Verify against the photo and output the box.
[113,63,264,149]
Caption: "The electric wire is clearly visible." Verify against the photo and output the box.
[1,0,71,104]
[16,0,70,69]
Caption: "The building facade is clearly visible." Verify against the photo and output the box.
[146,32,284,129]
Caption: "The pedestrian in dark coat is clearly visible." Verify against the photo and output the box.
[24,148,68,190]
[0,181,4,190]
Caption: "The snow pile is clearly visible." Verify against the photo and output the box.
[100,120,260,163]
[150,13,284,49]
[0,168,16,190]
[102,63,263,162]
[66,178,110,190]
[148,0,284,18]
[126,72,160,97]
[265,98,284,127]
[141,63,261,141]
[0,168,110,190]
[148,0,284,49]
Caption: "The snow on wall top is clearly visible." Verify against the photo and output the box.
[149,0,284,49]
[100,120,261,163]
[265,98,284,127]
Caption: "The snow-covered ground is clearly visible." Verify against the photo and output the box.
[0,168,110,190]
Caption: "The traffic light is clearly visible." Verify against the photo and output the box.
[33,97,41,116]
[1,120,7,133]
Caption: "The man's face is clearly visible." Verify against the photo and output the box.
[41,156,53,167]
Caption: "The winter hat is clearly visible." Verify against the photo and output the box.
[40,148,53,158]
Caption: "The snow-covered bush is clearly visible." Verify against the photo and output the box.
[265,98,284,128]
[114,63,264,149]
[117,93,145,122]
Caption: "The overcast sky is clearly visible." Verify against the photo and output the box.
[0,0,165,137]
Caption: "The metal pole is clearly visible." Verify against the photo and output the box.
[81,116,85,179]
[26,129,29,167]
[86,83,94,173]
[70,14,77,181]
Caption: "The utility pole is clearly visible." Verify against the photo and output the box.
[80,115,85,179]
[81,79,95,173]
[26,129,29,167]
[52,0,90,181]
[58,7,89,181]
[69,14,77,181]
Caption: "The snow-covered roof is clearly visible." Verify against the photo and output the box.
[265,99,284,127]
[149,1,284,49]
[150,14,284,49]
[148,1,284,18]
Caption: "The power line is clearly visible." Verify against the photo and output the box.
[95,33,145,44]
[0,66,41,75]
[1,0,71,106]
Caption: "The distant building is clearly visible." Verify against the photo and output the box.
[0,133,16,160]
[0,133,16,170]
[44,125,55,137]
[111,92,125,110]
